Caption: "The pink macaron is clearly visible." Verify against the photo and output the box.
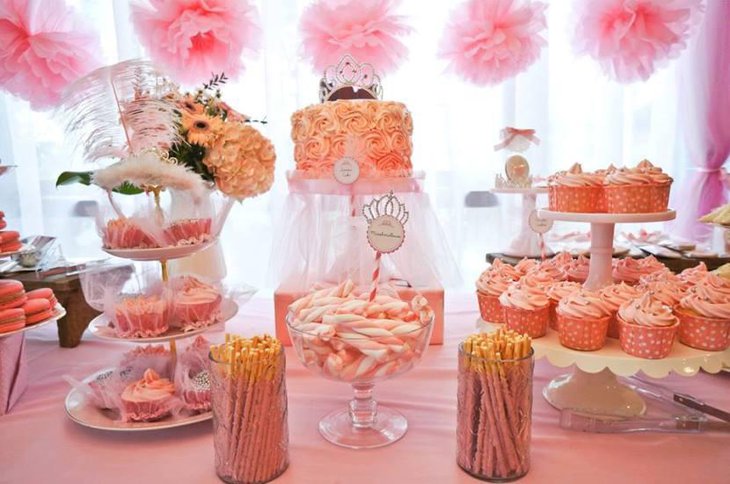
[0,230,20,253]
[26,288,58,308]
[23,299,53,325]
[0,219,6,230]
[0,308,26,333]
[0,280,27,310]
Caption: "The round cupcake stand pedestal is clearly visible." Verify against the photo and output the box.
[492,187,553,258]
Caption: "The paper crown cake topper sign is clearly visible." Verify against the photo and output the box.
[363,191,408,254]
[320,55,383,103]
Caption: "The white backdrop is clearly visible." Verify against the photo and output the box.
[0,0,693,289]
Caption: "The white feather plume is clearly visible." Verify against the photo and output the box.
[92,152,208,202]
[58,59,181,163]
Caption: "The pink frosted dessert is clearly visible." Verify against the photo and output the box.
[164,218,212,246]
[604,160,672,213]
[529,261,566,283]
[103,218,158,249]
[676,275,730,351]
[557,290,612,351]
[612,256,664,285]
[484,258,521,280]
[541,252,573,278]
[546,281,582,330]
[177,336,212,411]
[618,293,678,359]
[678,262,709,289]
[514,257,538,275]
[639,280,684,308]
[182,370,210,412]
[548,163,606,213]
[172,276,222,330]
[639,267,682,286]
[88,369,118,410]
[499,275,550,338]
[120,369,176,422]
[113,295,171,338]
[599,282,641,338]
[476,272,514,324]
[564,255,590,283]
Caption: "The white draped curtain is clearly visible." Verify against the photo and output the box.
[0,0,696,289]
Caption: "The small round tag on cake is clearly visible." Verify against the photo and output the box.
[333,156,360,185]
[528,209,553,234]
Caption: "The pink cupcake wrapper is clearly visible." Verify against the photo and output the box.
[476,292,505,324]
[676,308,730,352]
[557,313,609,351]
[618,315,677,359]
[549,185,605,213]
[504,305,549,338]
[607,314,620,339]
[604,184,670,214]
[549,300,559,331]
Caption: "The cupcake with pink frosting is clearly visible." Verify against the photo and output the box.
[476,273,513,324]
[548,163,606,213]
[546,281,582,330]
[113,295,171,338]
[531,259,568,282]
[678,262,709,289]
[499,274,550,338]
[514,257,538,276]
[612,256,665,285]
[557,290,612,351]
[564,255,590,283]
[603,160,672,213]
[639,280,684,309]
[676,274,730,351]
[618,293,679,359]
[600,282,641,338]
[639,267,682,286]
[120,369,177,422]
[172,276,222,330]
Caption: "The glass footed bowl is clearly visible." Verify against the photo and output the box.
[287,311,434,449]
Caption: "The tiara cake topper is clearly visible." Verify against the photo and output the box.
[319,55,383,103]
[363,191,408,254]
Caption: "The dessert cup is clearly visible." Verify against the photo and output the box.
[548,185,604,213]
[618,315,678,359]
[477,291,505,324]
[675,308,730,351]
[557,314,610,351]
[604,184,670,214]
[504,306,549,338]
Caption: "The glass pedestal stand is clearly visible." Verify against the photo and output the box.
[492,187,553,258]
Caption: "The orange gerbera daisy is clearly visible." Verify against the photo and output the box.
[182,113,223,147]
[178,94,204,115]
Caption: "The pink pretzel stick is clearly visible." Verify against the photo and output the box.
[369,251,382,302]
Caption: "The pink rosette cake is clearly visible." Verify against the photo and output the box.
[103,218,159,249]
[476,273,513,324]
[618,294,679,359]
[546,281,582,330]
[564,255,590,283]
[557,290,612,351]
[164,218,212,247]
[599,282,641,338]
[548,163,605,213]
[120,369,177,422]
[113,295,171,338]
[498,275,550,338]
[676,275,730,351]
[172,276,222,330]
[603,160,672,213]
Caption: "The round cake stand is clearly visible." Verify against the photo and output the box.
[493,187,553,258]
[528,209,706,418]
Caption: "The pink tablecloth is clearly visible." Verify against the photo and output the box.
[1,293,728,484]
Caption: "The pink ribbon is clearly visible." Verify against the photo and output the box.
[493,127,541,151]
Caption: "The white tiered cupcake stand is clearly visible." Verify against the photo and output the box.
[492,186,552,258]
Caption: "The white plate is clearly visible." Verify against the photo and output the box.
[538,210,676,224]
[103,239,215,262]
[0,305,67,339]
[65,368,212,432]
[89,298,238,343]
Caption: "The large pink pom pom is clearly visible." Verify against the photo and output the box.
[130,0,261,85]
[439,0,547,86]
[574,0,703,83]
[0,0,102,110]
[300,0,411,74]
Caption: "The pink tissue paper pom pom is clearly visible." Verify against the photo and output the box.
[573,0,704,83]
[439,0,548,86]
[130,0,261,85]
[0,0,102,110]
[300,0,411,74]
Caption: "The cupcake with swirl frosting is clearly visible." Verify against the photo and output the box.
[612,256,665,285]
[499,275,550,337]
[514,257,538,275]
[600,282,641,338]
[546,281,582,330]
[557,290,613,351]
[120,369,177,422]
[548,163,606,212]
[172,276,222,330]
[604,160,672,213]
[476,272,514,324]
[676,274,730,351]
[564,255,590,283]
[678,262,709,289]
[618,293,679,359]
[639,280,684,309]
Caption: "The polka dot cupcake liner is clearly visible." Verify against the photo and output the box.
[504,305,549,338]
[477,292,505,324]
[676,308,730,352]
[549,185,605,213]
[618,316,678,359]
[604,184,670,214]
[557,313,609,351]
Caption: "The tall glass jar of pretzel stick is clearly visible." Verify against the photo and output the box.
[457,329,534,482]
[210,335,289,484]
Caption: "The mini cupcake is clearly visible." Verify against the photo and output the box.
[603,160,672,213]
[103,218,158,249]
[120,369,177,422]
[164,218,212,247]
[476,273,513,324]
[676,275,730,351]
[172,276,222,329]
[532,259,568,282]
[639,280,684,309]
[678,262,709,289]
[564,255,590,283]
[600,282,641,338]
[514,257,538,276]
[548,163,606,213]
[546,281,582,330]
[612,256,664,285]
[486,258,521,279]
[556,290,612,351]
[639,267,682,286]
[499,274,550,338]
[113,295,171,338]
[618,294,679,359]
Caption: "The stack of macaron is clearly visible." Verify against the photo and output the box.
[0,230,21,254]
[0,280,58,334]
[548,160,673,214]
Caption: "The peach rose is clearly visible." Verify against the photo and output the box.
[375,152,407,174]
[291,112,312,142]
[389,131,411,157]
[341,109,370,134]
[330,134,348,160]
[312,108,337,134]
[302,137,331,161]
[362,131,390,161]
